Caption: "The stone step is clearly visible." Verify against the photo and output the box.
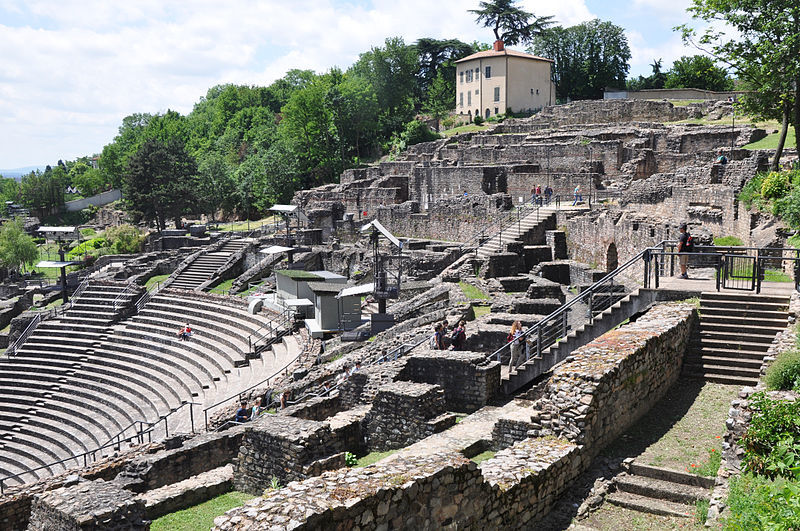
[683,362,761,379]
[688,347,766,361]
[700,315,788,329]
[699,322,784,336]
[683,373,758,385]
[700,292,789,305]
[699,330,776,344]
[684,354,763,369]
[698,307,788,321]
[605,491,695,519]
[699,299,788,312]
[692,338,770,353]
[615,474,709,505]
[628,462,715,489]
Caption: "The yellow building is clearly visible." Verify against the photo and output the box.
[455,41,555,119]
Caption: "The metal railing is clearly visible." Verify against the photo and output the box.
[203,331,312,430]
[5,313,42,357]
[112,282,140,312]
[459,194,562,256]
[492,240,670,371]
[0,400,199,493]
[248,308,293,357]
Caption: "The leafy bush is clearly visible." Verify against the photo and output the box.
[766,349,800,391]
[473,115,485,125]
[400,120,440,146]
[714,235,744,246]
[738,174,764,209]
[441,115,456,129]
[761,171,790,200]
[742,392,800,479]
[772,187,800,228]
[345,451,358,467]
[105,224,143,254]
[725,472,800,530]
[67,237,108,257]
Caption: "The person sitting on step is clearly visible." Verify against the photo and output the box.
[178,323,192,341]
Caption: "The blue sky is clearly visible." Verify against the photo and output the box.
[0,0,708,169]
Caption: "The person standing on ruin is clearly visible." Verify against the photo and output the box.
[507,320,524,370]
[544,185,553,204]
[450,320,466,351]
[677,222,694,279]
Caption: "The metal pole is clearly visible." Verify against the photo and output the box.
[190,404,195,433]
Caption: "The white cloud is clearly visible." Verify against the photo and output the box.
[0,0,596,168]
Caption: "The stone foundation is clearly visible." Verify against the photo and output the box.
[364,381,448,450]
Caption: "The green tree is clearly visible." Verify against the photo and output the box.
[423,71,454,131]
[664,55,733,91]
[414,38,476,99]
[626,58,667,91]
[0,177,19,215]
[99,113,153,187]
[19,167,67,219]
[197,153,236,221]
[123,139,199,231]
[350,37,419,136]
[68,162,107,196]
[105,224,144,254]
[679,0,800,166]
[469,0,553,46]
[532,19,631,100]
[0,218,38,274]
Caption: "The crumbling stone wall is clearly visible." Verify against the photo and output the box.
[364,381,447,451]
[398,351,500,412]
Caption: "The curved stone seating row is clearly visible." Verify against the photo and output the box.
[0,283,283,488]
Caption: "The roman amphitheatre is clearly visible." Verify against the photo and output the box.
[1,97,799,530]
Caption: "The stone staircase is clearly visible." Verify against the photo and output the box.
[502,288,658,394]
[683,292,789,386]
[170,238,251,290]
[477,205,559,258]
[606,461,713,518]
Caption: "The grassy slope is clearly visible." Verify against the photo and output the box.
[150,491,256,531]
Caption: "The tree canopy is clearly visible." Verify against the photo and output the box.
[0,218,38,275]
[123,138,198,231]
[664,55,733,91]
[532,19,631,101]
[679,0,800,166]
[470,0,553,46]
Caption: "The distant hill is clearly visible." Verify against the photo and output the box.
[0,166,45,179]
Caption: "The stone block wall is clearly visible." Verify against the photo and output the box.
[28,480,146,531]
[116,429,246,493]
[529,303,696,457]
[398,351,501,412]
[364,382,447,451]
[233,416,342,494]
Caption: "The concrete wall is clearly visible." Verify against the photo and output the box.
[64,189,122,212]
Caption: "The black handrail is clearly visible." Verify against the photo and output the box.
[490,240,670,369]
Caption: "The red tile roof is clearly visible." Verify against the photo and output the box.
[455,49,553,63]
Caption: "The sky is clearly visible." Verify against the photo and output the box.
[0,0,709,170]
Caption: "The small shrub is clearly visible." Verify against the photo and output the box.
[766,350,800,391]
[695,499,709,524]
[441,115,456,129]
[105,224,143,254]
[401,120,440,146]
[742,392,800,479]
[473,115,485,125]
[725,473,800,530]
[345,451,358,467]
[714,235,744,246]
[739,173,765,208]
[761,171,790,200]
[772,187,800,229]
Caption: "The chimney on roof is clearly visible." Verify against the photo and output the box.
[493,40,505,51]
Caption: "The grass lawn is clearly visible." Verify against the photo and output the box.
[459,281,489,300]
[145,274,169,291]
[150,491,255,531]
[661,99,706,107]
[355,449,398,468]
[763,268,793,283]
[473,305,491,318]
[44,298,65,310]
[602,381,737,473]
[580,503,705,530]
[442,124,489,137]
[471,450,496,465]
[214,216,277,232]
[208,278,235,295]
[744,127,797,150]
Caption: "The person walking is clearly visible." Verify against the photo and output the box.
[506,320,524,371]
[572,185,582,206]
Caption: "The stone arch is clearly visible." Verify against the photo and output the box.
[606,242,618,272]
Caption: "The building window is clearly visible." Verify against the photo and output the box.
[485,108,491,117]
[475,89,479,95]
[466,70,472,82]
[467,92,471,106]
[494,107,499,115]
[459,93,463,106]
[485,66,491,79]
[475,67,480,80]
[459,72,464,84]
[494,87,500,102]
